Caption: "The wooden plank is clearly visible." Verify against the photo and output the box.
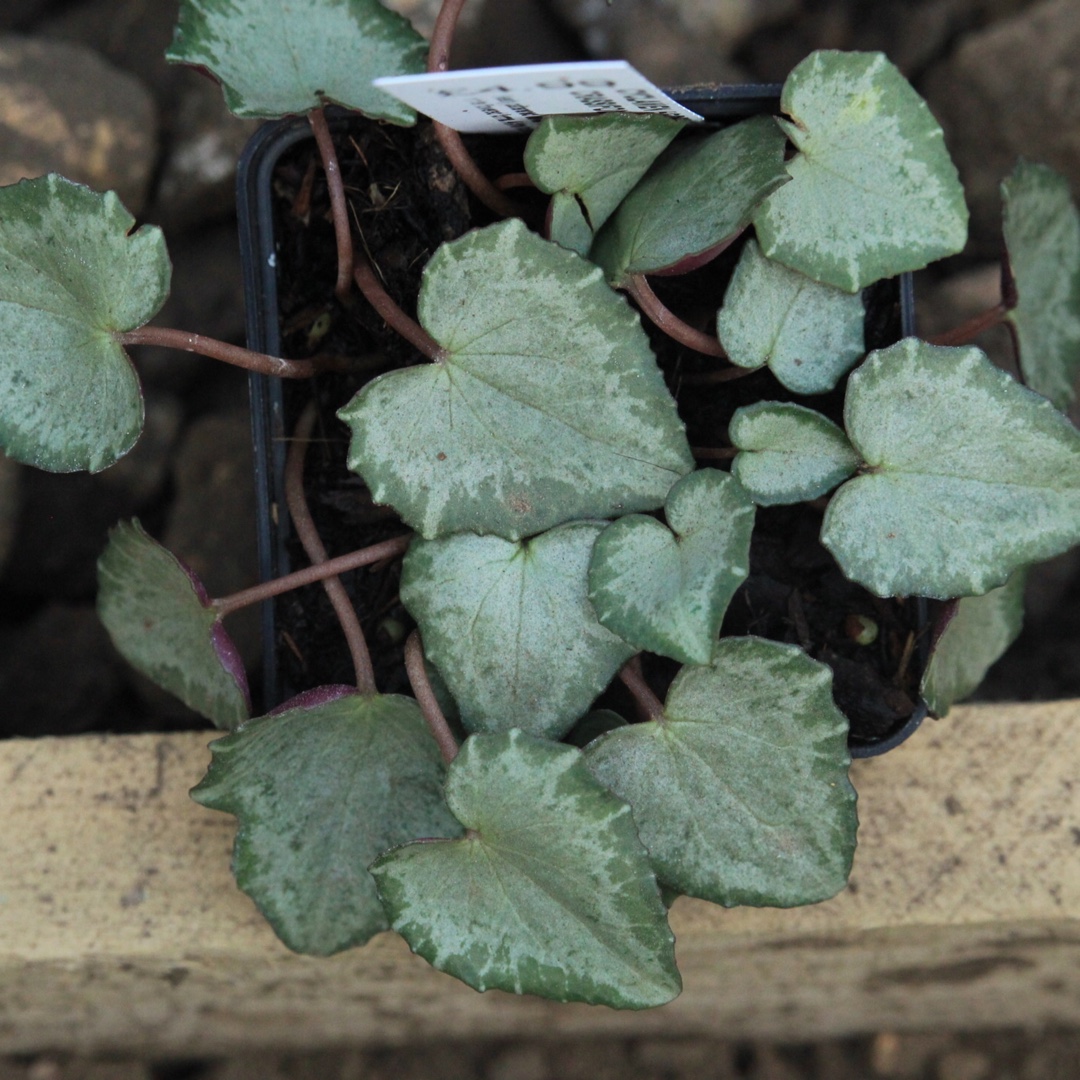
[2,700,1079,1053]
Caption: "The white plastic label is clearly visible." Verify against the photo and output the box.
[373,61,704,134]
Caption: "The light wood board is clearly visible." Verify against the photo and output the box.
[2,701,1079,1053]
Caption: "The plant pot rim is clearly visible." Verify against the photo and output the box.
[236,85,927,758]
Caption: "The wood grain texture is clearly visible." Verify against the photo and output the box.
[2,701,1079,1053]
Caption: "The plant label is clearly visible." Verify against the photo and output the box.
[373,61,703,134]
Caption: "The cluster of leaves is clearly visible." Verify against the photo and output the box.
[1,0,1079,1010]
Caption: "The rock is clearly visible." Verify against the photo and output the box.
[922,0,1080,252]
[150,70,258,229]
[548,0,759,83]
[0,394,182,599]
[0,603,124,737]
[164,410,261,670]
[0,35,156,213]
[0,1,60,33]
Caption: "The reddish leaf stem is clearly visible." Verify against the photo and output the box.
[495,172,536,191]
[353,259,447,362]
[626,274,728,358]
[926,302,1009,347]
[428,0,522,219]
[405,630,460,764]
[116,327,322,379]
[309,105,354,302]
[286,402,376,695]
[618,656,666,724]
[692,446,738,460]
[212,535,412,619]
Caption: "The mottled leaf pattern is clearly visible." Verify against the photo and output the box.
[167,0,426,121]
[586,637,857,906]
[400,522,635,739]
[822,339,1080,598]
[97,520,248,730]
[341,220,693,540]
[730,402,860,506]
[1002,161,1080,408]
[592,114,788,284]
[0,175,167,472]
[717,238,865,393]
[588,469,755,664]
[921,571,1026,717]
[371,730,681,1008]
[753,50,968,291]
[192,690,460,955]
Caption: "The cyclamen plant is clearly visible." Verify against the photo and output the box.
[1,0,1079,1009]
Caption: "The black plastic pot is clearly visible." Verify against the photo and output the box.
[237,88,927,757]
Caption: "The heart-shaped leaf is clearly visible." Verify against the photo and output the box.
[588,469,755,665]
[400,522,635,739]
[821,339,1080,599]
[371,729,681,1009]
[753,50,968,292]
[717,238,866,393]
[591,114,789,285]
[167,0,426,122]
[192,689,461,956]
[341,219,693,540]
[524,114,686,256]
[585,637,857,907]
[730,402,860,506]
[97,520,249,730]
[1002,160,1080,409]
[921,570,1026,718]
[0,175,168,473]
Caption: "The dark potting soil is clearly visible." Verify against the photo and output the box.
[266,115,926,749]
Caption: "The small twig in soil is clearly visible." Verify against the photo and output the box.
[405,630,459,764]
[618,655,666,724]
[286,402,376,695]
[427,0,523,219]
[115,327,332,378]
[626,274,728,358]
[926,302,1009,347]
[309,105,355,302]
[212,534,412,618]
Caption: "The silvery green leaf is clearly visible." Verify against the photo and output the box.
[717,238,865,393]
[97,520,248,730]
[341,219,693,541]
[167,0,426,122]
[1002,161,1080,409]
[371,730,681,1009]
[585,637,857,907]
[591,114,789,285]
[524,114,686,254]
[192,689,461,956]
[588,469,755,665]
[0,175,168,472]
[822,339,1080,599]
[753,50,968,292]
[400,522,635,739]
[730,402,860,506]
[921,571,1026,717]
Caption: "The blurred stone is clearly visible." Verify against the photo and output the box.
[129,222,249,394]
[164,411,261,669]
[0,453,19,573]
[151,71,257,229]
[548,0,759,83]
[923,0,1080,253]
[0,603,124,737]
[0,35,156,212]
[936,1049,992,1080]
[0,1,60,33]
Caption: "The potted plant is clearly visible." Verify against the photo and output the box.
[0,0,1078,1011]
